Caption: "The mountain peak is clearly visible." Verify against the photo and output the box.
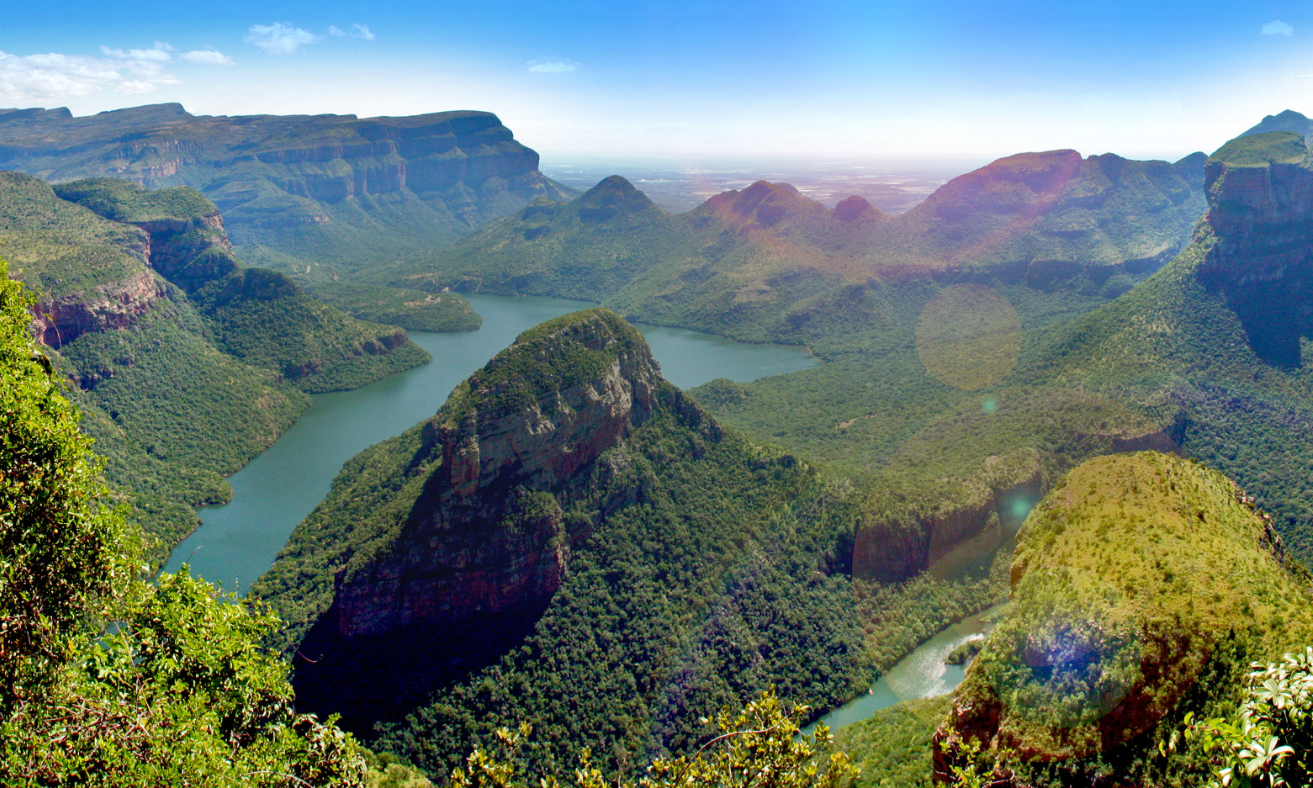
[699,179,827,227]
[1242,109,1313,139]
[574,175,660,220]
[832,195,880,222]
[433,308,660,498]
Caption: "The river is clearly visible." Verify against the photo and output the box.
[807,604,1004,734]
[163,293,818,592]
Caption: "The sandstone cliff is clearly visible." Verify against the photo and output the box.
[1197,131,1313,366]
[334,309,662,638]
[0,104,574,279]
[49,177,427,391]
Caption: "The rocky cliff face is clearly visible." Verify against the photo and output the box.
[333,309,661,638]
[1198,131,1313,366]
[29,267,163,347]
[0,104,573,278]
[288,309,698,723]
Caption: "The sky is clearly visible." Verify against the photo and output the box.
[2,1,1312,162]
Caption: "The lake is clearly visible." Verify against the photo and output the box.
[163,293,818,591]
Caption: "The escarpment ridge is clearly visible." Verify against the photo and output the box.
[0,104,575,279]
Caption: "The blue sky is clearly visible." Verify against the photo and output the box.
[3,1,1312,161]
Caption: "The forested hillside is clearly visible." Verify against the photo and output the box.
[252,308,1004,781]
[0,172,429,559]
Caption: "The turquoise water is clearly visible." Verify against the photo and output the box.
[163,294,818,592]
[806,605,1002,734]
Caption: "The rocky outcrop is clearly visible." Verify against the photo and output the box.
[852,453,1045,583]
[29,267,163,347]
[287,309,704,725]
[332,309,661,638]
[1197,131,1313,366]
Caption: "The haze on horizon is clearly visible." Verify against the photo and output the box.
[3,0,1310,164]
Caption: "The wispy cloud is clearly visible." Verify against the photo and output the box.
[245,23,318,55]
[328,24,375,40]
[100,42,174,62]
[0,40,235,103]
[528,56,581,74]
[1262,20,1294,36]
[0,49,174,102]
[180,49,235,66]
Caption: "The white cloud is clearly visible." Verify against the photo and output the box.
[0,49,181,103]
[100,43,174,62]
[528,57,581,74]
[1262,20,1294,36]
[245,23,318,55]
[329,24,375,40]
[181,49,235,66]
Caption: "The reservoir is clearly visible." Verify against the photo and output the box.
[163,294,818,591]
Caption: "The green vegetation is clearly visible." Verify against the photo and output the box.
[54,176,433,395]
[0,172,145,298]
[308,282,482,332]
[1208,132,1309,168]
[0,261,133,701]
[1185,647,1313,787]
[834,696,953,788]
[941,452,1313,787]
[53,177,218,223]
[440,689,857,788]
[252,309,1009,784]
[0,106,574,283]
[0,174,437,561]
[0,268,366,786]
[52,296,308,557]
[944,640,983,667]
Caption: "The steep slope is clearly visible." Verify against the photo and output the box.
[933,452,1313,786]
[53,177,429,392]
[888,151,1207,285]
[1010,128,1313,559]
[252,309,877,778]
[0,104,574,281]
[0,172,428,558]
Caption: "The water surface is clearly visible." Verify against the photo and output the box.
[807,604,1003,734]
[164,294,817,591]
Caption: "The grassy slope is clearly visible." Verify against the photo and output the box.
[0,173,146,297]
[946,452,1313,785]
[1013,227,1313,559]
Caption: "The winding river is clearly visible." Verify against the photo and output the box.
[163,294,818,592]
[808,604,1005,734]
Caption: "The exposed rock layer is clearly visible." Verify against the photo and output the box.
[335,310,661,638]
